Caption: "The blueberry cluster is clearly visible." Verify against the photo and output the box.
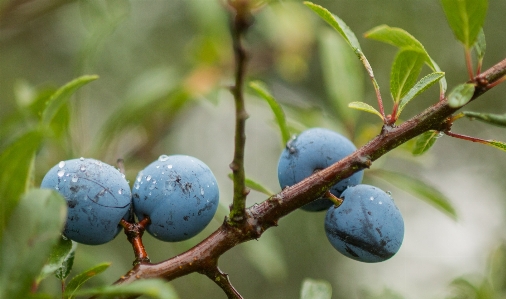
[278,128,404,263]
[41,155,219,245]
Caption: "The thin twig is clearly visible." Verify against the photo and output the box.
[204,267,243,299]
[228,0,252,223]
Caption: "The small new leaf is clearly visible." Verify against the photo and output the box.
[38,236,76,282]
[304,2,361,53]
[74,279,179,299]
[474,29,486,61]
[463,111,506,128]
[300,278,332,299]
[441,0,488,48]
[413,130,440,156]
[348,102,384,121]
[447,83,475,108]
[41,75,98,126]
[249,81,291,145]
[365,25,447,95]
[63,263,111,299]
[397,72,445,118]
[390,49,426,102]
[373,170,457,220]
[486,140,506,152]
[228,173,274,196]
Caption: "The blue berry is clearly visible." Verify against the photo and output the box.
[325,184,404,263]
[132,155,219,242]
[40,158,132,245]
[277,128,363,211]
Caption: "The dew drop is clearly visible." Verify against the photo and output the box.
[158,155,169,162]
[71,175,78,183]
[167,165,173,169]
[55,185,59,190]
[80,157,84,161]
[379,201,383,205]
[149,180,156,190]
[118,189,123,195]
[146,175,152,181]
[94,161,102,166]
[121,174,126,179]
[200,187,205,195]
[161,172,165,175]
[134,183,140,190]
[57,169,65,177]
[369,197,374,201]
[148,192,152,196]
[58,161,65,168]
[136,176,142,182]
[80,165,86,172]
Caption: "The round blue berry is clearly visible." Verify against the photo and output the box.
[40,158,132,245]
[132,155,219,242]
[277,128,363,211]
[325,184,404,263]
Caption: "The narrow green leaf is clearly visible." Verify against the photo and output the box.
[373,170,457,220]
[75,279,179,299]
[412,130,440,156]
[64,263,111,299]
[228,173,274,196]
[0,189,67,299]
[249,81,291,145]
[38,236,77,283]
[365,25,447,95]
[486,140,506,152]
[304,2,361,53]
[318,28,363,126]
[447,83,475,108]
[0,130,44,239]
[463,111,506,128]
[242,231,288,281]
[348,102,384,120]
[441,0,488,48]
[41,75,99,126]
[300,278,332,299]
[474,29,486,61]
[397,72,445,118]
[390,50,426,102]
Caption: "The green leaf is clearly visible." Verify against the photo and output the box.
[227,173,274,196]
[304,2,361,53]
[300,278,332,299]
[0,130,44,239]
[242,231,288,281]
[463,111,506,128]
[373,170,457,220]
[412,130,440,156]
[348,102,384,121]
[249,81,291,145]
[64,263,111,299]
[486,140,506,152]
[397,72,445,118]
[38,236,77,283]
[390,50,426,102]
[75,279,179,299]
[365,25,447,95]
[447,83,475,108]
[41,75,99,126]
[474,29,486,61]
[441,0,488,48]
[0,189,67,299]
[318,28,363,126]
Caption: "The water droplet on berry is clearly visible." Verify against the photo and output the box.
[79,157,84,161]
[158,155,169,162]
[57,169,65,177]
[80,165,86,172]
[200,187,205,195]
[58,161,65,168]
[71,175,78,183]
[167,164,173,169]
[134,183,140,190]
[146,175,152,181]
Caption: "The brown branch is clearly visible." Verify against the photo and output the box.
[113,58,506,294]
[228,0,253,223]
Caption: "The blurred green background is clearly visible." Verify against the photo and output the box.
[1,0,506,298]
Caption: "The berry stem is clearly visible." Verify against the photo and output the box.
[228,0,253,224]
[120,218,151,265]
[325,190,343,207]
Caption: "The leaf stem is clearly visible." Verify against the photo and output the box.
[359,53,386,121]
[465,48,474,79]
[444,131,488,144]
[228,0,252,224]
